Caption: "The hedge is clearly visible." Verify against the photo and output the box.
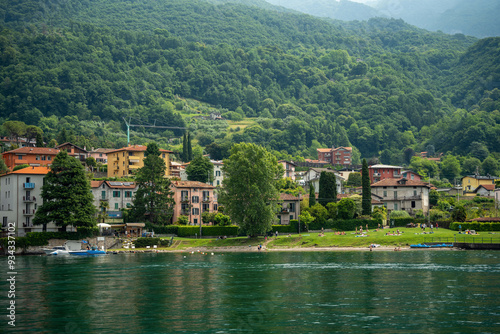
[308,218,382,231]
[450,222,500,231]
[145,224,179,235]
[390,218,427,227]
[0,229,97,250]
[134,237,169,248]
[176,225,239,237]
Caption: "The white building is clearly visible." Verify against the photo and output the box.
[0,167,59,236]
[211,160,224,187]
[304,168,343,194]
[90,181,138,219]
[371,178,430,216]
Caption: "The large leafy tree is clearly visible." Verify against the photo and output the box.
[318,171,337,207]
[219,143,282,236]
[186,154,214,183]
[131,143,174,225]
[33,150,96,231]
[362,158,372,215]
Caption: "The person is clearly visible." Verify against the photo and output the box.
[459,224,462,232]
[275,231,278,238]
[436,222,439,230]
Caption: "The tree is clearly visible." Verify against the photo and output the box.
[336,198,356,219]
[441,155,461,181]
[318,171,337,207]
[187,131,193,161]
[451,206,467,222]
[3,121,26,145]
[361,159,372,215]
[219,143,282,236]
[0,158,9,174]
[307,203,329,224]
[186,154,214,183]
[372,206,387,221]
[25,125,43,146]
[482,156,499,176]
[462,157,482,175]
[309,184,316,207]
[182,132,188,162]
[346,172,362,187]
[86,157,97,169]
[33,151,96,231]
[429,189,440,206]
[131,143,174,225]
[35,132,44,147]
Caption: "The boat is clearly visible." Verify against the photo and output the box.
[410,244,430,248]
[69,246,106,256]
[43,245,71,256]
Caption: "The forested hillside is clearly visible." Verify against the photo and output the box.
[0,0,499,179]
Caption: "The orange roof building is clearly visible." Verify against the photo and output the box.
[1,147,60,171]
[106,145,173,178]
[170,181,217,226]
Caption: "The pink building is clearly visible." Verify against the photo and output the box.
[170,181,218,226]
[317,146,352,166]
[278,160,296,180]
[368,164,403,184]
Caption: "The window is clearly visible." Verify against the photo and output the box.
[113,191,121,198]
[42,155,46,161]
[26,177,30,183]
[125,191,132,198]
[101,191,106,199]
[394,203,398,210]
[162,153,166,158]
[2,217,7,227]
[394,191,398,199]
[17,155,23,160]
[36,155,40,160]
[115,203,119,210]
[192,196,199,203]
[203,191,210,201]
[192,208,199,215]
[181,203,189,214]
[411,201,416,208]
[203,203,209,212]
[126,203,132,208]
[216,171,221,177]
[217,180,220,186]
[213,204,218,211]
[47,156,51,161]
[181,191,188,201]
[413,190,417,197]
[289,203,296,212]
[383,191,387,197]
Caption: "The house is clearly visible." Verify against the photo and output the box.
[0,136,36,149]
[170,161,183,179]
[495,188,500,208]
[1,147,60,170]
[0,167,60,236]
[367,164,403,184]
[277,193,301,225]
[337,168,359,182]
[88,148,115,164]
[317,146,352,167]
[462,175,500,195]
[91,181,138,218]
[170,181,218,226]
[436,186,463,197]
[401,170,422,182]
[56,142,88,163]
[473,184,495,197]
[303,168,343,194]
[211,160,224,186]
[106,145,172,178]
[371,178,430,216]
[278,160,296,180]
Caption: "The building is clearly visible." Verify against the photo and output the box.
[278,160,296,180]
[462,175,500,195]
[56,143,88,164]
[371,178,430,216]
[473,184,496,197]
[317,146,352,167]
[91,181,137,218]
[211,160,224,186]
[88,148,115,164]
[277,193,301,225]
[1,147,60,170]
[304,168,343,195]
[401,170,422,182]
[367,164,403,184]
[170,181,218,226]
[106,145,172,178]
[0,167,59,236]
[170,161,183,179]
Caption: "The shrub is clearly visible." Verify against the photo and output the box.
[450,222,500,231]
[176,225,239,237]
[389,210,411,219]
[134,237,166,248]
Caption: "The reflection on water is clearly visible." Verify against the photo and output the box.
[2,251,499,333]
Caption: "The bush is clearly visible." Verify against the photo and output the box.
[0,229,98,250]
[308,218,382,231]
[176,225,239,237]
[145,224,179,235]
[389,210,411,219]
[390,218,426,227]
[134,237,166,248]
[450,222,500,231]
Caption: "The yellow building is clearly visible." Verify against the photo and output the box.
[107,145,172,178]
[461,175,500,195]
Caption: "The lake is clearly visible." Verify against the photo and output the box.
[2,250,500,333]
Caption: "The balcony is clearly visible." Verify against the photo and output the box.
[393,173,402,178]
[128,165,140,169]
[23,209,35,216]
[23,196,36,202]
[23,182,35,189]
[373,173,381,177]
[22,222,34,227]
[203,197,210,202]
[181,196,189,202]
[279,207,290,214]
[128,156,140,162]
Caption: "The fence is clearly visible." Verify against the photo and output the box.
[423,236,500,244]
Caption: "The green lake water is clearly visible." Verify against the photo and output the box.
[2,251,500,333]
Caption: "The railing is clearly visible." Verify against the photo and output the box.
[23,182,35,189]
[23,196,36,202]
[423,236,500,244]
[23,209,35,216]
[181,196,189,202]
[22,222,34,227]
[373,173,381,177]
[203,197,210,202]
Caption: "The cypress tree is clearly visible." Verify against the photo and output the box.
[187,131,193,161]
[182,132,188,162]
[362,158,372,215]
[318,171,337,207]
[309,184,316,207]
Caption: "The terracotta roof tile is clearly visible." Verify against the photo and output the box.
[107,145,173,154]
[171,180,214,189]
[2,147,60,155]
[371,178,430,187]
[5,166,51,175]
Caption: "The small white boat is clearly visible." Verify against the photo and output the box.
[43,245,71,256]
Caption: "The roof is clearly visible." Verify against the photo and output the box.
[2,147,60,155]
[56,142,88,152]
[333,146,352,152]
[304,159,329,164]
[474,184,496,192]
[90,148,115,154]
[3,166,51,176]
[171,180,215,189]
[371,178,430,188]
[279,193,300,201]
[91,180,136,189]
[317,148,332,153]
[310,168,340,174]
[461,175,500,181]
[468,217,500,222]
[369,164,403,169]
[107,145,173,154]
[278,160,297,166]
